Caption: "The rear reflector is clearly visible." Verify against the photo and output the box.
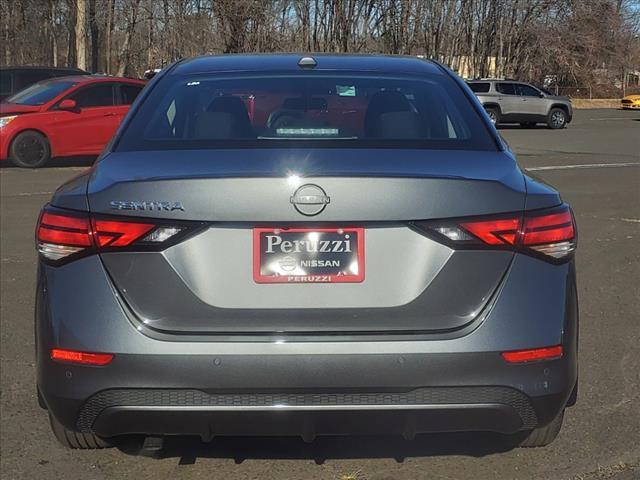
[50,348,114,366]
[501,345,563,363]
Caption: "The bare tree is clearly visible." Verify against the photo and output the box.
[117,0,141,76]
[48,0,58,67]
[65,0,77,67]
[105,0,115,73]
[2,0,13,65]
[2,0,638,96]
[88,0,98,72]
[75,0,87,70]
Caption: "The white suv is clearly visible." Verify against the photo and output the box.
[467,79,573,129]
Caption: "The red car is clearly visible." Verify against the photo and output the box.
[0,75,145,167]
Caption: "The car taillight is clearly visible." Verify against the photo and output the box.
[415,204,576,263]
[521,208,576,259]
[37,210,93,261]
[92,219,155,247]
[36,206,190,264]
[460,218,520,246]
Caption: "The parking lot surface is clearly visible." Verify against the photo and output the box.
[1,109,638,479]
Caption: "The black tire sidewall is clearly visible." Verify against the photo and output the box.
[48,413,111,449]
[9,131,51,168]
[518,409,565,447]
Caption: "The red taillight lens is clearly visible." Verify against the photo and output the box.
[40,212,90,231]
[37,210,93,262]
[51,348,113,366]
[38,227,92,247]
[520,206,577,260]
[93,219,155,247]
[460,218,520,245]
[417,204,576,262]
[36,206,188,264]
[38,212,92,246]
[502,345,563,363]
[522,209,575,246]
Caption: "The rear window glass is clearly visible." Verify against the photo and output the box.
[6,80,78,105]
[468,82,490,93]
[517,84,540,97]
[117,73,496,151]
[120,84,144,104]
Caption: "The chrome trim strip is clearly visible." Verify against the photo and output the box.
[104,403,500,412]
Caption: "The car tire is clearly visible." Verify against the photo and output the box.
[49,413,112,449]
[547,108,567,129]
[519,410,564,447]
[9,131,51,168]
[485,107,500,125]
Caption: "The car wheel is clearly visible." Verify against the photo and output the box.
[547,108,567,129]
[49,413,112,449]
[9,131,51,168]
[485,107,500,125]
[520,122,536,128]
[519,410,564,447]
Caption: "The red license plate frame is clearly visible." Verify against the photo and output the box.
[253,227,365,284]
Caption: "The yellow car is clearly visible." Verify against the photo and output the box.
[621,94,640,109]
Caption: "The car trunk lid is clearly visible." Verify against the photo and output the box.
[87,149,530,336]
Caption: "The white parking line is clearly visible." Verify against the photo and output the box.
[10,191,53,197]
[526,162,640,171]
[590,116,639,120]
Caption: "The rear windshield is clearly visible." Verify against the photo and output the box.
[468,82,490,93]
[6,80,78,105]
[117,73,496,151]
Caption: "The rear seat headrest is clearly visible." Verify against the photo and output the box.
[364,91,413,137]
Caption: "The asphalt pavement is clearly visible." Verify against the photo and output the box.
[1,109,639,480]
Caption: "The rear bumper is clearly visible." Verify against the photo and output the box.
[39,348,575,438]
[36,254,578,439]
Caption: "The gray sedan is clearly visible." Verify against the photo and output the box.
[35,54,578,452]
